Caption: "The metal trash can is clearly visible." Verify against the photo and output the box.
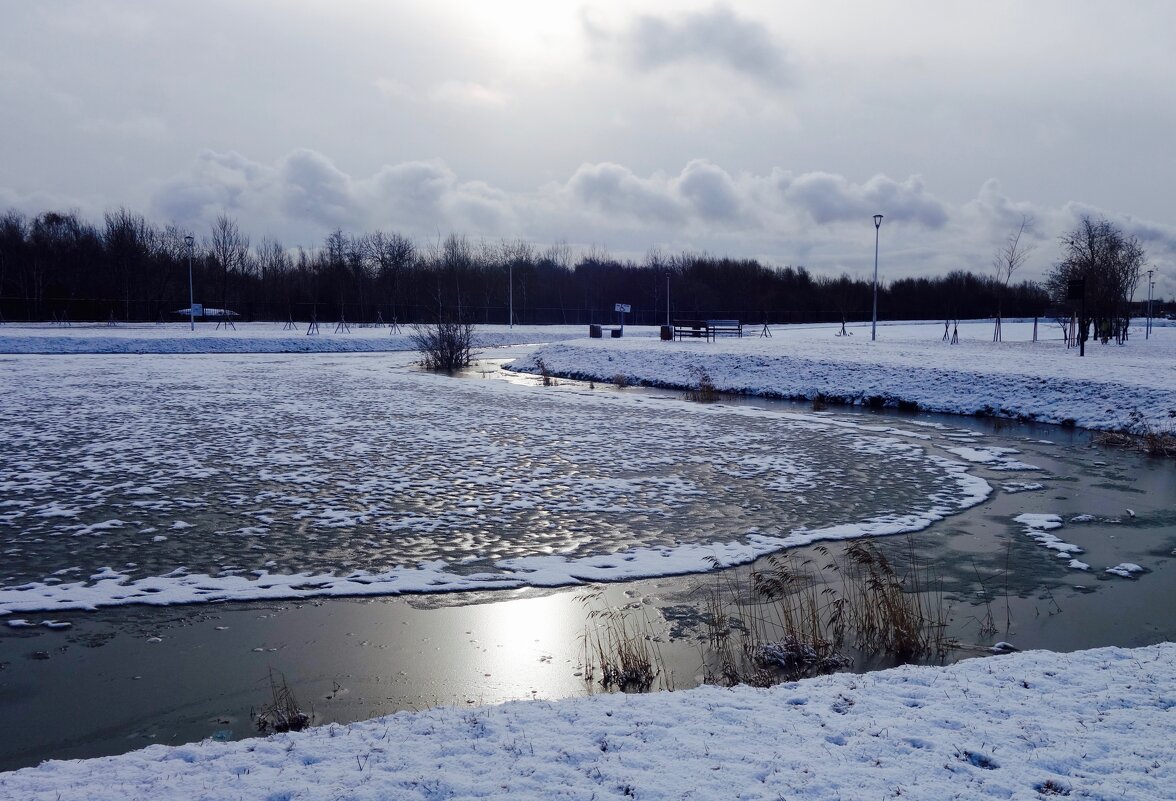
[589,324,602,338]
[660,325,673,341]
[610,327,622,338]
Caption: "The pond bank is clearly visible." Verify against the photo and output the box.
[508,319,1176,434]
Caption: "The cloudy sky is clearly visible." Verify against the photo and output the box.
[2,0,1174,296]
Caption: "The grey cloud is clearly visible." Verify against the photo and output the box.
[361,162,511,233]
[967,180,1044,239]
[152,150,268,222]
[594,5,793,89]
[151,150,512,242]
[362,161,458,225]
[1062,201,1176,254]
[783,172,949,229]
[278,149,357,228]
[566,162,685,224]
[673,160,741,220]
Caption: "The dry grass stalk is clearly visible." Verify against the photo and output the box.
[1092,409,1176,458]
[254,668,311,734]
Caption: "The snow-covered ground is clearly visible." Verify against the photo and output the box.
[3,642,1171,800]
[512,319,1176,433]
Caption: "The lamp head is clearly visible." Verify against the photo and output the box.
[184,235,195,247]
[873,214,883,229]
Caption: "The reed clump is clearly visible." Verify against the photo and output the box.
[1093,411,1175,458]
[578,592,665,692]
[701,539,953,687]
[684,367,718,403]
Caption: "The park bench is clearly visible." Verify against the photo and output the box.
[673,320,713,341]
[707,319,743,338]
[671,320,742,341]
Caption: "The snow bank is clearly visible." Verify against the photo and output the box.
[2,642,1172,800]
[512,320,1176,432]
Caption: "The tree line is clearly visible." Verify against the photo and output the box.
[0,206,1084,328]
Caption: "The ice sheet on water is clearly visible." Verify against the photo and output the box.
[1,354,992,612]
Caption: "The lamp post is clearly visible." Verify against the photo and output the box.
[508,262,513,329]
[1146,268,1154,340]
[184,234,195,332]
[871,214,883,341]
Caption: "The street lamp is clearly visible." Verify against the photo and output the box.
[508,262,513,329]
[184,234,195,332]
[1146,268,1155,340]
[871,214,883,341]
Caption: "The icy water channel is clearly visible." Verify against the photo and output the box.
[0,350,1173,769]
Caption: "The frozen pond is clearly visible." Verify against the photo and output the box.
[1,348,1174,769]
[1,352,987,612]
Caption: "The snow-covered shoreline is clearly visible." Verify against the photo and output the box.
[510,320,1176,434]
[3,642,1172,799]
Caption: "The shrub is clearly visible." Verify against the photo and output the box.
[410,320,476,372]
[684,367,718,403]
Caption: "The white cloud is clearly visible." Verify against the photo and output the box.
[429,80,509,109]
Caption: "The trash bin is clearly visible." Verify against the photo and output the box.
[610,327,622,338]
[589,324,602,338]
[660,325,673,341]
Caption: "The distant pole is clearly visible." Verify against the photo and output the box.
[871,214,883,341]
[509,263,513,329]
[184,235,195,332]
[1145,268,1154,340]
[666,271,671,326]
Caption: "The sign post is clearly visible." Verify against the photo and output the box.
[614,303,631,331]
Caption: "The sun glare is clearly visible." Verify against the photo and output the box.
[436,0,584,66]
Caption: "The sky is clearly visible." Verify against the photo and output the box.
[2,0,1174,298]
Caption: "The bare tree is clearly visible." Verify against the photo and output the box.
[364,230,414,323]
[254,237,289,316]
[992,215,1034,342]
[1046,215,1145,346]
[104,208,160,320]
[208,214,250,314]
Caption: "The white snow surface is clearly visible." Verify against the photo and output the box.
[3,642,1173,800]
[511,319,1176,433]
